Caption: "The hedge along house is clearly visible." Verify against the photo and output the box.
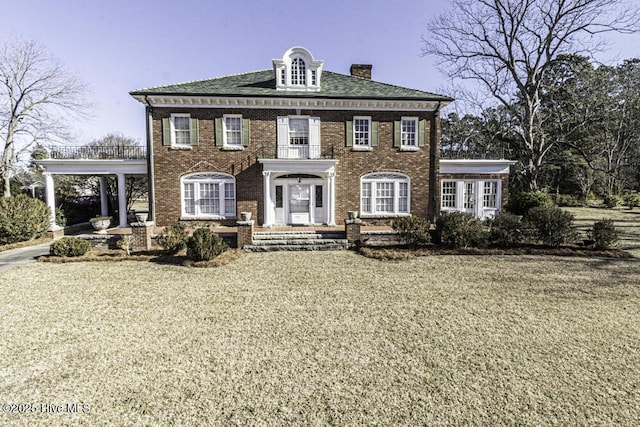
[126,46,513,231]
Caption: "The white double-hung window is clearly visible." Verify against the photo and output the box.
[360,173,410,216]
[353,117,371,148]
[181,173,236,218]
[224,115,242,147]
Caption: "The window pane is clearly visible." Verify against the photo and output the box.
[399,182,408,213]
[200,183,219,214]
[289,118,309,145]
[483,181,498,208]
[361,182,371,214]
[184,183,195,215]
[224,182,235,214]
[315,185,323,208]
[225,117,242,146]
[275,185,283,208]
[291,58,306,85]
[442,181,457,208]
[376,182,394,212]
[401,118,416,146]
[354,118,370,146]
[174,116,190,145]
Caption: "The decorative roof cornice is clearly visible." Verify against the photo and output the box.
[133,94,447,112]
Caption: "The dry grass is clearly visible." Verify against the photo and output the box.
[1,251,639,426]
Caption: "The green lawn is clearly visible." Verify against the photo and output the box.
[1,249,639,426]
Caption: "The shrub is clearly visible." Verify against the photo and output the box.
[0,195,51,245]
[157,223,188,254]
[488,212,528,247]
[623,192,640,210]
[186,228,226,261]
[591,219,618,249]
[506,190,550,216]
[524,205,576,247]
[50,237,90,257]
[434,211,487,248]
[118,235,132,256]
[55,208,67,227]
[392,216,431,247]
[603,194,623,208]
[555,194,583,207]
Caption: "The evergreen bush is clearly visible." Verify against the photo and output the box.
[524,205,576,247]
[0,195,50,244]
[603,194,623,208]
[506,190,550,216]
[392,216,431,247]
[591,219,618,249]
[488,212,528,247]
[434,211,487,248]
[50,237,90,257]
[623,192,640,209]
[157,223,188,254]
[186,228,226,261]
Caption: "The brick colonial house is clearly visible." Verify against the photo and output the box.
[128,46,513,229]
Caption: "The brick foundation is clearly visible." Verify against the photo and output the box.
[236,221,254,248]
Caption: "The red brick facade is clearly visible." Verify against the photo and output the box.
[150,107,440,227]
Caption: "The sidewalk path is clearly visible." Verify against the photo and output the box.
[0,242,51,272]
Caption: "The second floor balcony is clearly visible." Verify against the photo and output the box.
[259,144,335,160]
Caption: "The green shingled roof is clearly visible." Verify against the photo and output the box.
[130,69,452,101]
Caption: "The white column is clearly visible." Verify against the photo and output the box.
[117,173,127,227]
[262,171,271,227]
[44,173,59,230]
[327,170,336,226]
[99,177,109,217]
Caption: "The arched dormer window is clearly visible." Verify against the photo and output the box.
[273,47,323,92]
[291,57,306,85]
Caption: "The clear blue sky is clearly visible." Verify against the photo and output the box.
[2,0,639,145]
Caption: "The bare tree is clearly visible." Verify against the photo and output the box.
[0,38,90,197]
[423,0,640,190]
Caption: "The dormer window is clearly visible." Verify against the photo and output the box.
[273,47,323,92]
[291,58,306,85]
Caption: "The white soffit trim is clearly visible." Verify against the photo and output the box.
[134,95,449,112]
[35,159,148,175]
[439,159,516,175]
[259,159,339,173]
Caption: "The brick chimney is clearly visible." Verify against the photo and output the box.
[350,64,372,80]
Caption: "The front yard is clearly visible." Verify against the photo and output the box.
[1,250,639,425]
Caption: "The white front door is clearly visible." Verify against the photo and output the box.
[289,184,311,224]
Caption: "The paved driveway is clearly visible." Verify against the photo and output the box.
[0,242,51,272]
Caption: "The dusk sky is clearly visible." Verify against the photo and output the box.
[2,0,640,145]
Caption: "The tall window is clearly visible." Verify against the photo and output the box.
[172,114,191,145]
[354,117,371,147]
[291,57,306,85]
[289,118,309,145]
[181,173,236,218]
[483,181,498,208]
[441,181,457,208]
[401,117,417,147]
[360,173,410,216]
[224,115,242,147]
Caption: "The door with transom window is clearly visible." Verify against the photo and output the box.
[463,181,476,214]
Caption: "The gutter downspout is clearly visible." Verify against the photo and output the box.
[144,96,156,224]
[431,101,443,222]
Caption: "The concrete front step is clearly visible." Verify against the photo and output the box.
[244,243,349,252]
[246,230,349,252]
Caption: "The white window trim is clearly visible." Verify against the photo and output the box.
[170,113,191,148]
[400,116,419,151]
[360,173,411,217]
[222,114,244,150]
[353,116,372,149]
[180,173,236,219]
